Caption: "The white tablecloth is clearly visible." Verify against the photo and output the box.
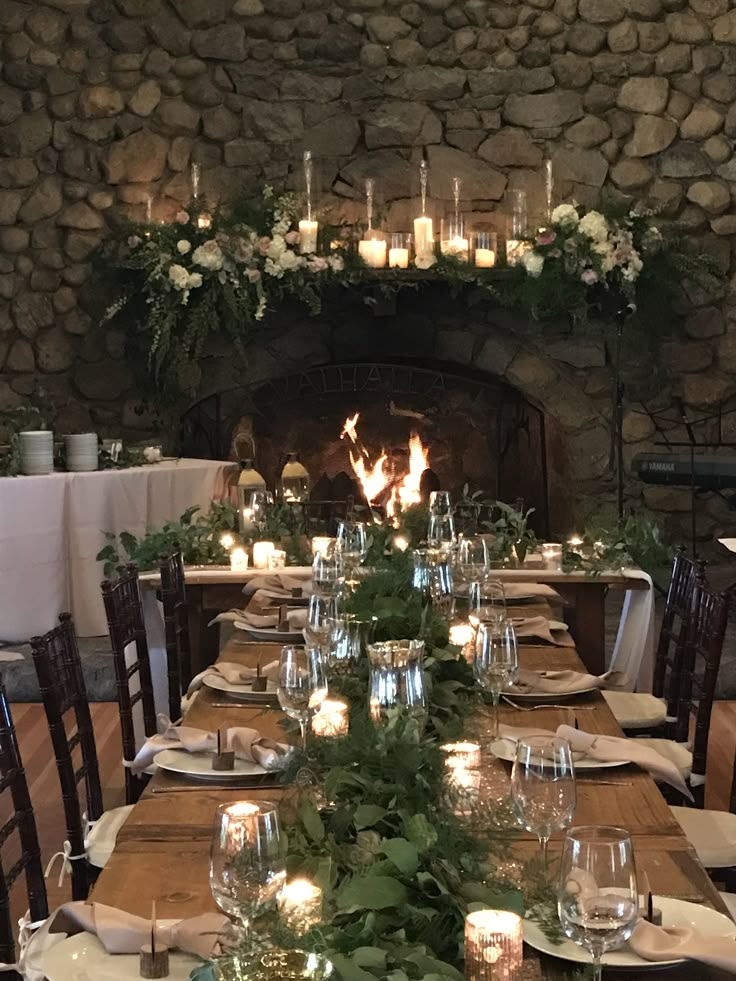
[0,459,236,643]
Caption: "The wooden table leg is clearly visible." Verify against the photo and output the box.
[558,583,607,675]
[186,585,220,679]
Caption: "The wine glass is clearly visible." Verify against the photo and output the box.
[473,620,518,739]
[429,490,452,516]
[335,520,368,584]
[558,826,639,981]
[210,801,286,948]
[277,646,328,750]
[456,537,487,585]
[511,736,577,866]
[312,546,343,597]
[468,579,507,628]
[427,513,455,551]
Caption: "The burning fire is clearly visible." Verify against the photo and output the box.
[340,412,430,519]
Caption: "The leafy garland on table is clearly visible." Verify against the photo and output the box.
[99,185,717,406]
[561,510,673,589]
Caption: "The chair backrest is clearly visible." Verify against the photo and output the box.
[0,682,48,974]
[101,564,157,804]
[675,579,730,804]
[30,613,103,901]
[652,547,705,727]
[159,548,190,720]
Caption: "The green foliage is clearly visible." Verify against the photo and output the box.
[561,509,673,586]
[483,500,538,565]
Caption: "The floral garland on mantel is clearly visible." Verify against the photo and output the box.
[99,186,715,404]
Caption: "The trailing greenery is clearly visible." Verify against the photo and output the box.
[561,510,673,587]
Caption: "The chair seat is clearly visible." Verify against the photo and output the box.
[601,691,667,730]
[719,891,736,920]
[633,738,693,779]
[671,806,736,869]
[86,805,134,869]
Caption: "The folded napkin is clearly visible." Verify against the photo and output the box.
[130,717,289,775]
[208,607,307,629]
[629,919,736,972]
[243,573,311,598]
[509,668,626,695]
[53,902,230,960]
[498,723,692,800]
[511,616,574,647]
[182,660,279,712]
[502,582,563,603]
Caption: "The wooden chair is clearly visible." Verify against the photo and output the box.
[602,547,705,733]
[0,682,48,977]
[159,547,191,718]
[101,564,158,805]
[30,614,133,901]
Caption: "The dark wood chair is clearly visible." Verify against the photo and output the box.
[101,564,157,805]
[159,547,191,718]
[30,614,104,900]
[0,682,48,977]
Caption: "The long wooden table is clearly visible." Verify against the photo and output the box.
[91,601,729,980]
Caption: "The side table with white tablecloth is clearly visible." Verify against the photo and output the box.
[0,459,236,644]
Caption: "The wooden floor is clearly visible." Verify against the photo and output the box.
[6,700,736,925]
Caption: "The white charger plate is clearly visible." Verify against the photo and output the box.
[154,748,273,782]
[502,686,598,703]
[42,928,201,980]
[233,621,305,643]
[524,896,736,970]
[490,737,628,770]
[202,673,279,704]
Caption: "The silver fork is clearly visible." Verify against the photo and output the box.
[502,696,596,712]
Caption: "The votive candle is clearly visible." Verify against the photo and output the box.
[253,541,275,569]
[299,219,319,254]
[220,532,235,551]
[475,248,496,267]
[230,547,249,572]
[414,215,434,257]
[389,247,409,268]
[312,699,349,737]
[197,213,212,230]
[567,535,583,549]
[311,536,334,557]
[448,623,475,648]
[541,542,562,569]
[359,238,387,268]
[441,236,469,261]
[465,909,523,981]
[278,879,323,933]
[268,548,287,569]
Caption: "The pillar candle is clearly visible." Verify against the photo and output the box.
[413,215,434,257]
[475,248,496,268]
[299,219,319,254]
[359,239,387,268]
[253,541,275,569]
[388,247,409,268]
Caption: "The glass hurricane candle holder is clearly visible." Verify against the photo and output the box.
[230,547,249,572]
[440,216,469,261]
[473,231,497,268]
[358,236,387,268]
[278,879,323,934]
[465,909,523,981]
[299,219,318,254]
[388,233,411,269]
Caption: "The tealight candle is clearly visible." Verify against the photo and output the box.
[441,741,481,768]
[230,547,249,572]
[311,536,334,557]
[359,238,387,268]
[253,541,275,569]
[413,215,434,258]
[268,548,287,569]
[312,699,349,737]
[567,535,583,549]
[465,909,523,981]
[442,742,481,811]
[393,535,409,552]
[448,623,475,648]
[197,213,212,230]
[299,219,319,254]
[475,248,496,267]
[278,879,323,933]
[220,532,235,550]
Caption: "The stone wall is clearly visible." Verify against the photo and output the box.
[1,0,736,539]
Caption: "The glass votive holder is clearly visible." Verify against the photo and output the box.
[311,699,349,737]
[473,231,498,269]
[440,216,469,261]
[358,235,387,268]
[268,548,287,569]
[230,547,249,572]
[541,542,562,569]
[465,909,523,981]
[388,233,411,269]
[278,879,323,933]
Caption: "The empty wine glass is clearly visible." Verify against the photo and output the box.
[468,579,507,628]
[456,537,487,585]
[558,826,639,981]
[304,593,333,653]
[335,520,368,584]
[511,736,577,866]
[312,547,343,597]
[277,646,328,750]
[429,490,452,516]
[427,512,455,551]
[473,620,518,739]
[210,801,286,947]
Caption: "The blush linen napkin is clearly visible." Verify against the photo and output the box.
[130,717,289,775]
[498,723,693,800]
[511,616,575,647]
[508,668,627,695]
[208,607,308,629]
[628,919,736,972]
[501,582,564,604]
[242,573,312,599]
[182,660,280,712]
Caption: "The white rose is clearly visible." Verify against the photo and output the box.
[143,446,162,463]
[328,255,344,272]
[187,272,202,288]
[578,210,608,242]
[264,257,284,278]
[177,240,191,255]
[266,234,286,260]
[278,250,303,272]
[192,241,224,271]
[522,250,545,278]
[551,204,579,227]
[168,263,190,289]
[414,254,436,270]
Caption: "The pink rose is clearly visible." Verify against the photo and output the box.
[581,268,598,285]
[549,248,562,258]
[536,230,556,246]
[258,236,272,255]
[247,268,261,283]
[201,239,219,253]
[285,230,299,245]
[176,210,189,224]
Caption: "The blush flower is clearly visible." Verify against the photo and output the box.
[536,230,556,246]
[285,230,300,245]
[175,210,189,224]
[258,236,272,255]
[581,268,598,285]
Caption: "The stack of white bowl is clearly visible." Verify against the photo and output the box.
[65,432,98,472]
[19,431,54,476]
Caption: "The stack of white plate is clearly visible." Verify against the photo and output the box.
[65,432,98,472]
[19,431,54,476]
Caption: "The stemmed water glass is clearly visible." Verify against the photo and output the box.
[312,543,343,597]
[277,645,328,750]
[335,520,368,585]
[511,736,577,866]
[468,579,507,628]
[456,537,488,585]
[427,513,455,551]
[558,826,639,981]
[473,620,518,739]
[210,801,286,948]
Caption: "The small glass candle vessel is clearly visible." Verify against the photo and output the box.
[253,541,275,569]
[541,542,563,569]
[442,741,481,805]
[440,216,469,261]
[311,699,349,737]
[230,547,249,572]
[506,188,529,266]
[311,536,335,558]
[359,237,387,268]
[473,231,498,268]
[388,232,411,269]
[465,909,523,981]
[278,879,323,934]
[220,532,235,551]
[268,548,287,569]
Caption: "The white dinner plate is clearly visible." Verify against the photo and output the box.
[490,737,628,770]
[202,673,279,704]
[524,896,736,970]
[42,930,201,980]
[153,748,275,782]
[233,622,305,643]
[502,686,598,703]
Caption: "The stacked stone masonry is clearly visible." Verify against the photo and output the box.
[1,0,736,538]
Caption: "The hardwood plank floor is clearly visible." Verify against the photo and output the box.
[4,700,736,932]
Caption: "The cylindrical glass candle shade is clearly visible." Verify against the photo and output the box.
[358,237,387,268]
[465,909,523,981]
[278,879,323,933]
[440,216,469,261]
[299,219,319,254]
[540,542,562,569]
[473,231,498,268]
[506,189,529,267]
[388,233,411,269]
